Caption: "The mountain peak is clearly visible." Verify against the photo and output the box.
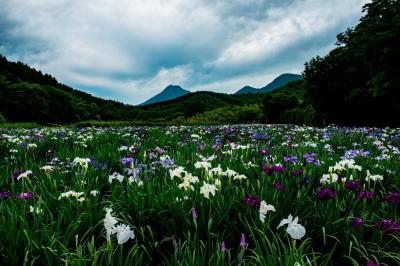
[260,73,303,93]
[164,85,184,92]
[140,85,190,106]
[235,86,258,94]
[235,73,303,94]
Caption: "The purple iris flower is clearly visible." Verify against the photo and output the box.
[17,192,33,200]
[198,144,206,151]
[345,180,361,191]
[11,169,25,181]
[384,192,400,204]
[260,149,269,155]
[356,191,374,203]
[220,241,226,253]
[129,146,140,154]
[154,147,165,154]
[341,149,369,160]
[350,217,364,228]
[284,156,297,164]
[239,233,247,249]
[317,187,336,201]
[0,191,11,200]
[303,153,321,166]
[191,208,197,219]
[375,218,400,235]
[363,151,370,157]
[271,165,285,172]
[272,181,284,191]
[120,157,134,165]
[242,195,261,209]
[292,169,303,176]
[262,165,273,176]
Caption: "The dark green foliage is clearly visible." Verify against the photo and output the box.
[181,104,263,124]
[0,112,6,123]
[0,55,135,123]
[304,0,400,126]
[137,91,265,122]
[263,81,316,125]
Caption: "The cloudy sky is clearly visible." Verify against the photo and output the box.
[0,0,368,105]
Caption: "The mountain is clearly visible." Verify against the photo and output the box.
[235,73,303,94]
[141,73,302,105]
[140,85,190,105]
[259,73,303,93]
[234,86,258,94]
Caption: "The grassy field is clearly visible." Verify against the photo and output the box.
[0,125,399,265]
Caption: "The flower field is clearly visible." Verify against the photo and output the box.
[0,125,399,265]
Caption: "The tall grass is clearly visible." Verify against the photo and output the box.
[0,125,399,265]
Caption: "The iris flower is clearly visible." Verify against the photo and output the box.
[259,201,276,223]
[277,214,306,240]
[200,182,217,199]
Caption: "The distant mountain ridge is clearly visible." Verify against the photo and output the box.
[140,73,303,106]
[235,73,303,94]
[0,53,304,124]
[139,85,190,105]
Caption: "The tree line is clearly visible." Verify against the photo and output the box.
[263,0,400,126]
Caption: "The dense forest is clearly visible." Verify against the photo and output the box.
[303,0,400,126]
[1,0,399,126]
[262,0,400,126]
[0,56,136,123]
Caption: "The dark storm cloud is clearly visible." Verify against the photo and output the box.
[0,0,368,104]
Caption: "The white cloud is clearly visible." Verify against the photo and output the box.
[0,0,368,104]
[212,0,367,69]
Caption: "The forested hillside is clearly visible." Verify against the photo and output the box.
[0,55,136,123]
[261,0,400,126]
[303,0,400,126]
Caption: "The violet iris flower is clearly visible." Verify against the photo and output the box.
[0,191,11,200]
[271,165,285,172]
[292,170,303,176]
[356,191,374,203]
[220,241,226,253]
[242,195,261,209]
[120,157,134,165]
[317,187,336,201]
[191,208,197,219]
[262,165,273,176]
[11,169,25,181]
[384,192,400,204]
[350,217,364,228]
[239,233,247,249]
[375,218,400,235]
[284,156,297,164]
[345,180,361,191]
[272,181,284,191]
[17,192,33,200]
